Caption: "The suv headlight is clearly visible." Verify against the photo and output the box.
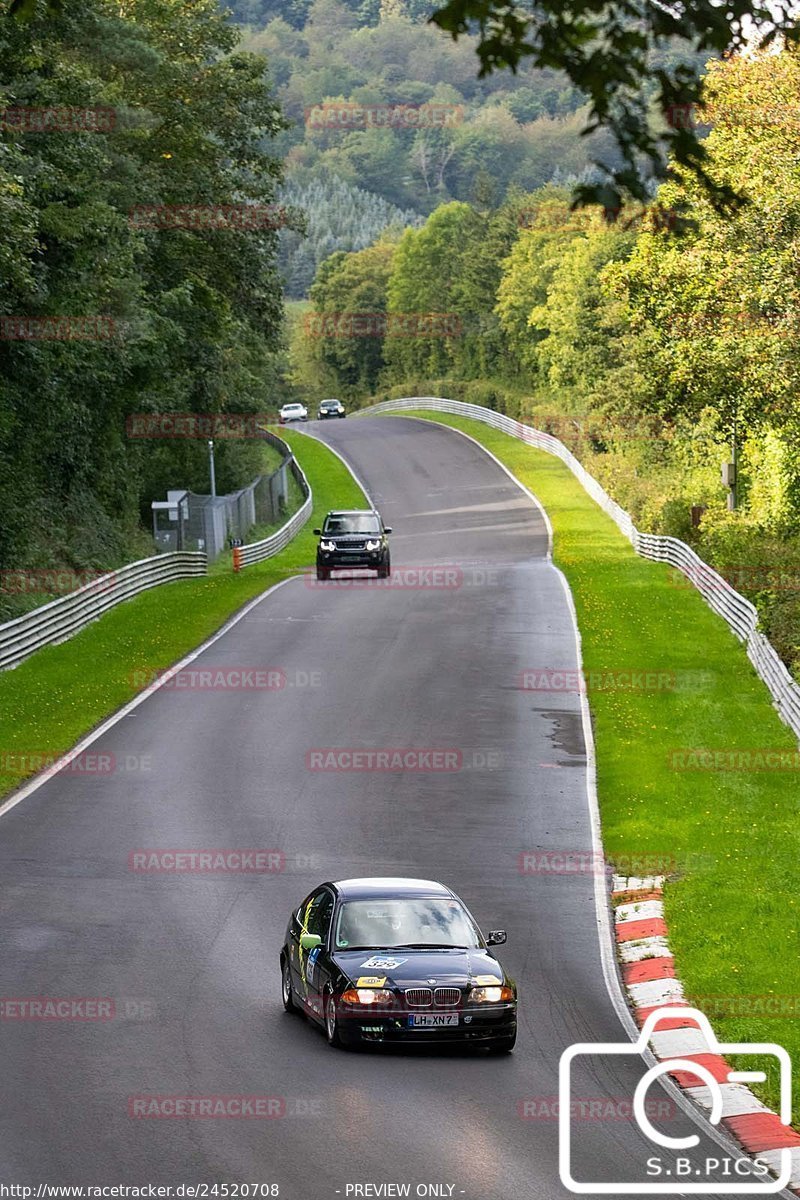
[320,540,336,552]
[365,539,381,551]
[468,985,514,1003]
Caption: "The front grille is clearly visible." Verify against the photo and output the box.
[404,987,432,1007]
[339,542,366,551]
[433,987,461,1007]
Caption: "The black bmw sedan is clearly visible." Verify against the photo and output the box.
[280,877,517,1052]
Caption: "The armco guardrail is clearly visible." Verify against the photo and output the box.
[0,552,207,672]
[233,452,312,569]
[359,397,800,741]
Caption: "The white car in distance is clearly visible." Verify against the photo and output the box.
[279,402,308,424]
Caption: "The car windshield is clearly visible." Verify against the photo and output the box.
[323,514,381,535]
[334,897,480,950]
[283,405,302,411]
[321,401,339,408]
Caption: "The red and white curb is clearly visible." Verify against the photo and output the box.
[613,874,800,1193]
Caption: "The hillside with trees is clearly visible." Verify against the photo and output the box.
[238,0,706,293]
[291,45,800,676]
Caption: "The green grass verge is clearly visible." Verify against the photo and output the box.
[395,410,800,1117]
[0,428,365,800]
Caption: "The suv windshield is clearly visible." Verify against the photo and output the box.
[334,897,480,950]
[323,514,381,535]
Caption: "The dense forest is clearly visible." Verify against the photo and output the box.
[238,0,708,293]
[0,0,289,612]
[293,46,800,677]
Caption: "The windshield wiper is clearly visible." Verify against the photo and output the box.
[391,943,471,950]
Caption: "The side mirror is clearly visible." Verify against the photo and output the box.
[300,932,322,950]
[486,930,507,946]
[312,528,321,536]
[384,527,393,534]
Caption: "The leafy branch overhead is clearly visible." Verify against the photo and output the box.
[429,0,800,210]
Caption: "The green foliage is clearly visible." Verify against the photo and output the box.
[278,173,422,298]
[0,0,287,577]
[292,44,800,675]
[429,0,798,211]
[239,0,623,247]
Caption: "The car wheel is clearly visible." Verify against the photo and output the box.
[377,558,390,579]
[281,957,298,1013]
[316,566,330,581]
[340,413,346,419]
[487,1032,516,1054]
[324,991,344,1048]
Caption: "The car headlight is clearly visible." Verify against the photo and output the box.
[468,985,514,1003]
[365,539,381,551]
[320,540,336,552]
[341,988,394,1005]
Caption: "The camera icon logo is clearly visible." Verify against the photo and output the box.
[559,1006,792,1193]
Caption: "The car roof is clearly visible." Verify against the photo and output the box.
[325,509,378,517]
[330,877,454,899]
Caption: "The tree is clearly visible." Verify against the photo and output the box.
[301,240,396,392]
[429,0,800,212]
[384,200,473,378]
[0,0,287,578]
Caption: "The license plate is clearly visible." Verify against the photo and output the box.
[409,1013,459,1028]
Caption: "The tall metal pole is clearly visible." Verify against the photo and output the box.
[727,405,737,512]
[208,439,216,498]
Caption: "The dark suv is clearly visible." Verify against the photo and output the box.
[314,510,392,581]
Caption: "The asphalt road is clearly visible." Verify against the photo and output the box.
[0,416,766,1198]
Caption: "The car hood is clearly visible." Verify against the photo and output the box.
[331,947,506,988]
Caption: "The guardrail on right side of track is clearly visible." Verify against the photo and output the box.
[358,396,800,741]
[0,551,207,672]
